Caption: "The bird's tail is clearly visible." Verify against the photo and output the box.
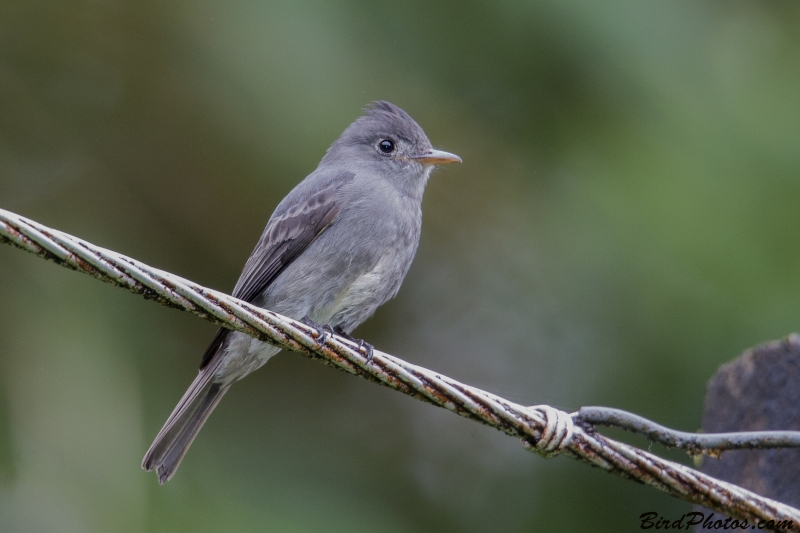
[142,364,229,484]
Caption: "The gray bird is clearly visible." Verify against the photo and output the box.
[142,101,460,483]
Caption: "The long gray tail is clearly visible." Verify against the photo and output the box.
[142,365,229,484]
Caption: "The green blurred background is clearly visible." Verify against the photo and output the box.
[1,1,799,531]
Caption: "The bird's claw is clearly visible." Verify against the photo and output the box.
[334,326,374,364]
[358,339,375,364]
[319,325,334,346]
[301,316,334,347]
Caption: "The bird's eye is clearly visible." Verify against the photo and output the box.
[378,139,395,153]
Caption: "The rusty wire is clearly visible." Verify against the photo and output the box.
[1,206,799,530]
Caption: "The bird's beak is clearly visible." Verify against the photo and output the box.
[410,149,462,165]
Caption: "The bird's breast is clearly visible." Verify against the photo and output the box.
[332,255,392,311]
[319,249,407,333]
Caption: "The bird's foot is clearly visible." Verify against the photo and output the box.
[301,316,334,347]
[333,326,375,364]
[358,339,375,364]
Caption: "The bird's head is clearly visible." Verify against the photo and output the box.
[323,101,460,196]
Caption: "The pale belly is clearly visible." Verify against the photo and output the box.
[216,254,396,384]
[310,254,395,332]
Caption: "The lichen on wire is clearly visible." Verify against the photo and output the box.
[1,207,799,530]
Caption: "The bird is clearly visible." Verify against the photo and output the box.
[142,101,461,483]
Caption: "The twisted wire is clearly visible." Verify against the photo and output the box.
[1,207,798,529]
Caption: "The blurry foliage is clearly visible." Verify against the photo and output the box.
[1,1,800,531]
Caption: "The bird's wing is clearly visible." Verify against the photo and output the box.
[199,170,355,369]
